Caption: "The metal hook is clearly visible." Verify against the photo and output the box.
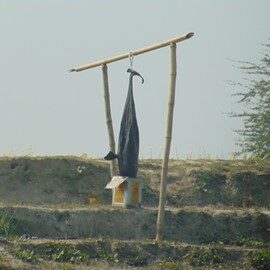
[129,52,134,68]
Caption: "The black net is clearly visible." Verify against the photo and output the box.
[104,69,143,178]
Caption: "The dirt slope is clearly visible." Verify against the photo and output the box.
[0,205,269,244]
[0,156,269,269]
[0,156,111,205]
[0,156,269,207]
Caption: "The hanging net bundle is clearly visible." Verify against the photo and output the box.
[105,68,144,177]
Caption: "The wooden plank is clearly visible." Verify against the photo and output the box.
[105,176,127,189]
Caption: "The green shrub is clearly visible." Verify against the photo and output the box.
[0,210,18,237]
[157,261,183,270]
[195,171,226,190]
[95,240,114,261]
[13,248,38,263]
[199,233,217,244]
[230,236,263,247]
[112,242,148,266]
[42,243,88,263]
[189,247,226,267]
[15,243,88,264]
[251,247,270,270]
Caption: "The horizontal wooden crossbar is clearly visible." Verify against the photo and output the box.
[69,32,194,72]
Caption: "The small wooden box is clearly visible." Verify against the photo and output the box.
[106,176,142,207]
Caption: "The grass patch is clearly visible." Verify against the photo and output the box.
[0,209,19,237]
[112,241,149,266]
[13,247,39,263]
[18,242,88,264]
[251,247,270,270]
[4,238,265,269]
[200,235,264,247]
[152,261,183,270]
[228,236,264,247]
[189,247,226,267]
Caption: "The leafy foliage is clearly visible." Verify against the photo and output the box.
[14,248,39,263]
[14,243,88,264]
[228,236,263,247]
[189,247,226,267]
[251,247,270,270]
[0,210,18,237]
[155,261,183,270]
[230,41,270,158]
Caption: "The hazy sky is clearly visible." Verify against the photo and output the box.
[0,1,269,159]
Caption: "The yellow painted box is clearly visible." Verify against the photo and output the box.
[105,176,142,207]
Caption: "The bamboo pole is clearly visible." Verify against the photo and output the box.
[69,33,193,72]
[156,42,177,241]
[102,64,117,177]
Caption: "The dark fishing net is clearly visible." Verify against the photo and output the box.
[117,70,141,177]
[104,69,143,177]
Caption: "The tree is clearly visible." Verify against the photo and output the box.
[230,41,270,159]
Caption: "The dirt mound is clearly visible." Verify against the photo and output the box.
[0,157,269,269]
[0,205,269,244]
[0,156,269,207]
[139,159,270,208]
[0,156,111,205]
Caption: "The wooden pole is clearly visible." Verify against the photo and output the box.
[69,33,193,72]
[156,42,177,241]
[102,64,117,177]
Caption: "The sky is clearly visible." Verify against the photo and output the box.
[0,0,269,159]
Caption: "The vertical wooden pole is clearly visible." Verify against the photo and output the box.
[156,42,177,241]
[102,64,117,177]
